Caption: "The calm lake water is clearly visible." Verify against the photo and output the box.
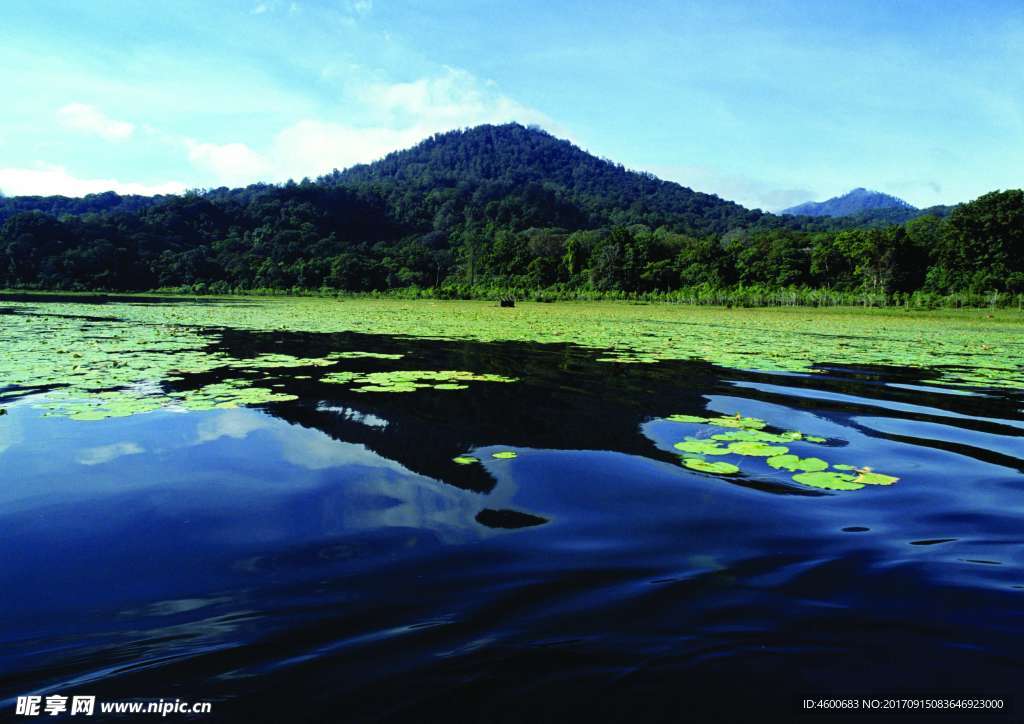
[2,298,1023,722]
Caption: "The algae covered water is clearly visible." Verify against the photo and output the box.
[1,296,1023,721]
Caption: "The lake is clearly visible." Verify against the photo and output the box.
[1,296,1022,721]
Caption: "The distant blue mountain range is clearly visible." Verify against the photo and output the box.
[782,188,915,217]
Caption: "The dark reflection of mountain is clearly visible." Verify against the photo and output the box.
[185,327,1024,500]
[201,329,728,495]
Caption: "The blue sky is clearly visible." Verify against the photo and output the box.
[1,0,1021,210]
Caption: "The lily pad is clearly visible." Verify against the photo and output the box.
[792,471,864,491]
[833,464,857,471]
[805,435,827,443]
[706,415,767,430]
[854,471,899,485]
[674,439,730,456]
[766,454,829,472]
[453,456,479,465]
[491,451,518,459]
[665,414,707,423]
[726,441,789,457]
[682,458,740,475]
[712,429,799,444]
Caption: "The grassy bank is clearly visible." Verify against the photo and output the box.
[30,283,1024,310]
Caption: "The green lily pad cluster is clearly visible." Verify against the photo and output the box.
[0,302,518,420]
[322,369,516,393]
[330,351,405,360]
[452,450,519,464]
[666,413,900,491]
[0,297,1020,424]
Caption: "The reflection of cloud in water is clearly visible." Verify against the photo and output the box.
[275,426,406,472]
[77,442,144,466]
[192,409,484,542]
[321,468,483,541]
[315,403,389,428]
[195,409,275,443]
[197,408,405,472]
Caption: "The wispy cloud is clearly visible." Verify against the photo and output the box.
[183,67,558,185]
[57,102,135,141]
[185,139,272,187]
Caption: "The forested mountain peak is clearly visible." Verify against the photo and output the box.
[782,188,915,218]
[322,123,765,235]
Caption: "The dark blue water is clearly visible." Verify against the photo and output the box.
[2,323,1023,722]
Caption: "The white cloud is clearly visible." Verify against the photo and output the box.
[270,120,425,178]
[0,163,186,197]
[360,67,551,129]
[183,67,559,185]
[57,102,135,141]
[251,2,269,14]
[185,139,272,187]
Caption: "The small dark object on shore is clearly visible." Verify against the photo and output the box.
[500,296,515,308]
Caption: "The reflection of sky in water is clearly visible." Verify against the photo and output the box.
[3,351,1024,715]
[2,407,484,545]
[0,405,493,638]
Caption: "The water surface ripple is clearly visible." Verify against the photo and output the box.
[1,300,1023,722]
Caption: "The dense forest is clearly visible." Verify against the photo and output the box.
[0,124,1020,304]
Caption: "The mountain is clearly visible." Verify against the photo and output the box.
[322,123,766,236]
[0,122,1012,297]
[782,188,915,218]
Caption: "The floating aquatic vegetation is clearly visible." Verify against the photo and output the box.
[674,439,731,456]
[492,451,518,459]
[322,369,516,393]
[665,412,899,492]
[1,297,1021,427]
[595,350,660,364]
[452,456,479,465]
[710,429,802,444]
[665,414,708,423]
[852,469,899,485]
[226,353,340,369]
[330,351,405,360]
[726,441,789,457]
[766,454,828,472]
[791,472,864,491]
[682,458,740,474]
[706,415,767,430]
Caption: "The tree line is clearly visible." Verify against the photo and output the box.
[0,125,1020,304]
